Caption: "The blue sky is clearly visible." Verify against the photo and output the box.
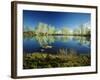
[23,10,90,30]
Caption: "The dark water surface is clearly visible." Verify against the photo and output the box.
[23,36,90,54]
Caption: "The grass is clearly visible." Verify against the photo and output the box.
[23,52,91,69]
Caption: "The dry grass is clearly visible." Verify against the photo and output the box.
[23,52,90,69]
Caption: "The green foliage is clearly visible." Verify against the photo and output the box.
[23,52,90,69]
[23,22,91,37]
[73,24,90,36]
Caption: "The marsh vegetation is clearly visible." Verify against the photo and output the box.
[23,52,90,69]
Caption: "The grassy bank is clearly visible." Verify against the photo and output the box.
[23,31,90,37]
[23,52,90,69]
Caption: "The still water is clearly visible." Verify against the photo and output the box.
[23,36,90,54]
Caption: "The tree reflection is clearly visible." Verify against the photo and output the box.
[73,36,90,47]
[24,35,90,48]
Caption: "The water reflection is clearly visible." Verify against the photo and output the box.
[23,35,90,55]
[24,35,90,48]
[73,36,90,47]
[35,36,55,48]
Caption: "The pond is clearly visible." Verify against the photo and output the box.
[23,36,90,55]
